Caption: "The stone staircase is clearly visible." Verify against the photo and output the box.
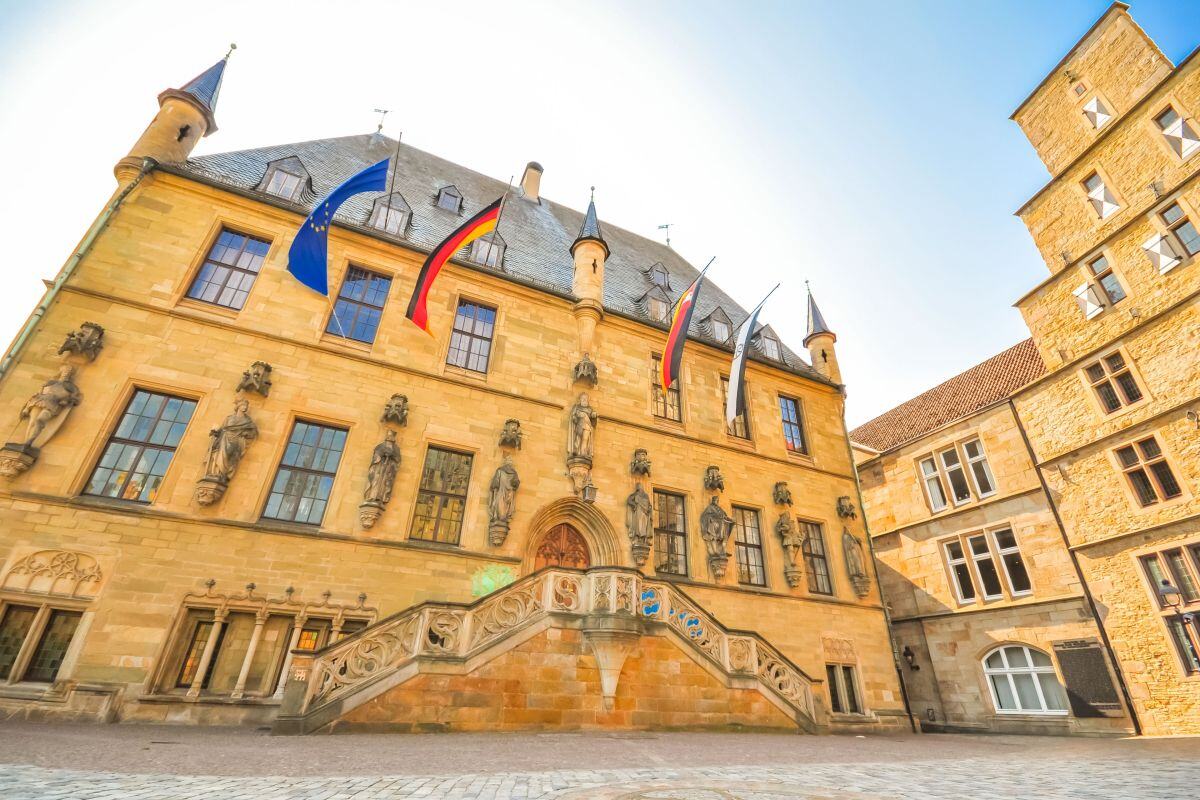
[273,566,822,734]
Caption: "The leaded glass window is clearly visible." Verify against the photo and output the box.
[446,301,496,373]
[327,266,391,344]
[263,421,348,525]
[23,610,82,683]
[654,490,688,576]
[801,521,832,595]
[0,605,37,680]
[652,355,683,422]
[85,390,197,503]
[185,229,271,311]
[411,447,473,545]
[733,506,765,586]
[779,396,807,454]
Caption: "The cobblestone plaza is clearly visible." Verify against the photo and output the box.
[1,724,1198,799]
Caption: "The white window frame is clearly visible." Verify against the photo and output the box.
[712,318,731,343]
[939,447,972,507]
[982,645,1069,716]
[759,335,781,361]
[967,533,1005,601]
[991,527,1032,598]
[962,438,997,498]
[469,234,504,268]
[265,170,302,200]
[369,198,409,236]
[943,539,976,604]
[920,457,948,512]
[648,296,668,322]
[436,186,462,212]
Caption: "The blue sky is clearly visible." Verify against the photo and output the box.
[0,1,1197,425]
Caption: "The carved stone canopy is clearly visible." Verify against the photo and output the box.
[58,322,105,361]
[773,481,793,506]
[236,361,273,397]
[382,393,409,426]
[498,419,523,450]
[630,448,651,477]
[837,495,858,520]
[572,353,598,387]
[703,465,724,493]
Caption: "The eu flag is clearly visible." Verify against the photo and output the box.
[287,158,390,296]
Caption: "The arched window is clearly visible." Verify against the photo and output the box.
[983,645,1069,715]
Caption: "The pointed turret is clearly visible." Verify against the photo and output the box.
[803,286,841,384]
[570,188,609,357]
[115,49,232,184]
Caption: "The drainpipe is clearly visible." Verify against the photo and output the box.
[837,391,917,733]
[0,158,156,381]
[1008,399,1142,735]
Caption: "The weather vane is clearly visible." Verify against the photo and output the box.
[373,108,390,134]
[658,223,672,248]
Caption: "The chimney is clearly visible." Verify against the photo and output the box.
[520,161,543,202]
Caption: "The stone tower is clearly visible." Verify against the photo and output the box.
[804,288,840,384]
[570,190,609,356]
[114,54,228,184]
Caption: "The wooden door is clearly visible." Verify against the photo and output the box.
[533,524,591,570]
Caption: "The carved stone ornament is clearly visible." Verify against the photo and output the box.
[0,364,83,478]
[236,361,273,397]
[625,483,653,566]
[498,418,523,450]
[703,465,724,493]
[57,322,105,361]
[699,496,734,579]
[776,513,804,588]
[630,448,651,477]
[772,481,793,506]
[837,495,858,520]
[842,527,871,598]
[572,352,598,387]
[382,393,409,426]
[359,430,401,529]
[567,392,598,497]
[195,398,258,506]
[487,455,520,546]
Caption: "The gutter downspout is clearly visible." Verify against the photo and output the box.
[0,158,156,381]
[838,391,917,733]
[1008,398,1142,736]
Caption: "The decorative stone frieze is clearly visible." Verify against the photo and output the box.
[3,548,102,598]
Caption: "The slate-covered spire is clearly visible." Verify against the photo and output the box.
[158,52,230,135]
[804,283,835,346]
[571,187,610,257]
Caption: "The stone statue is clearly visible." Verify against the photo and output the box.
[359,430,401,528]
[773,481,793,506]
[195,399,258,506]
[699,496,734,579]
[837,495,858,520]
[382,393,409,426]
[0,364,83,478]
[236,361,273,397]
[572,353,598,387]
[625,483,653,566]
[18,365,82,448]
[703,465,724,492]
[843,528,871,597]
[487,455,521,546]
[58,322,105,361]
[568,393,597,462]
[776,513,804,588]
[630,448,651,477]
[498,419,523,450]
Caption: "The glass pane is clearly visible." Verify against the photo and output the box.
[1115,446,1139,468]
[1028,648,1053,668]
[971,460,994,494]
[826,664,843,713]
[1088,256,1109,275]
[1129,468,1159,506]
[1176,221,1200,255]
[1114,372,1142,404]
[1142,556,1169,604]
[1004,552,1032,593]
[24,610,82,682]
[1138,438,1163,459]
[0,605,37,680]
[1095,382,1122,413]
[1011,673,1042,710]
[984,650,1005,669]
[947,468,971,502]
[1151,461,1182,499]
[1005,646,1029,668]
[990,674,1016,710]
[1085,363,1106,382]
[841,666,860,713]
[993,529,1016,550]
[946,541,964,560]
[953,563,976,601]
[976,558,1003,597]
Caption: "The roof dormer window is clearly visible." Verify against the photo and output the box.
[368,193,411,236]
[436,185,462,212]
[648,295,669,322]
[758,333,781,361]
[469,233,505,268]
[649,263,669,288]
[265,169,302,201]
[705,308,732,343]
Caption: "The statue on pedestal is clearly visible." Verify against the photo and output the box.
[487,455,520,546]
[0,365,83,478]
[625,483,653,566]
[195,399,258,506]
[359,430,401,529]
[700,496,733,579]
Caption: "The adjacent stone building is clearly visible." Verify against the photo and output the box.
[856,2,1200,736]
[0,54,906,733]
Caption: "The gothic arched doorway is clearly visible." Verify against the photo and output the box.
[534,524,591,570]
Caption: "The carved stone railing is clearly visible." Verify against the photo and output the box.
[274,566,820,734]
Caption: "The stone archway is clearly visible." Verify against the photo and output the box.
[523,497,622,570]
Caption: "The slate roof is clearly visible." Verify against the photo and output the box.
[160,59,226,134]
[180,133,825,382]
[805,290,832,344]
[849,338,1046,454]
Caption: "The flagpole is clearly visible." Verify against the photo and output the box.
[483,176,514,270]
[729,283,781,339]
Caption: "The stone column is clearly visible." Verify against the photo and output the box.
[230,609,268,700]
[187,610,227,698]
[272,613,308,700]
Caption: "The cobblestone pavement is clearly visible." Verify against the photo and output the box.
[1,723,1197,799]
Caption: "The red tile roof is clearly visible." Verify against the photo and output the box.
[850,339,1047,454]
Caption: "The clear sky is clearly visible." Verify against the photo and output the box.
[1,0,1198,426]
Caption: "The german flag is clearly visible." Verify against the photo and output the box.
[405,197,503,332]
[660,264,710,390]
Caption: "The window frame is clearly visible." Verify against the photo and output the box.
[445,298,498,375]
[261,419,350,527]
[1113,435,1185,509]
[799,519,833,595]
[720,376,752,440]
[83,388,199,505]
[940,526,1032,605]
[1081,348,1146,417]
[1084,252,1127,308]
[1139,546,1200,675]
[982,644,1069,716]
[325,264,393,345]
[961,437,997,499]
[1081,169,1121,221]
[409,445,475,546]
[938,446,973,507]
[919,456,948,512]
[0,597,87,686]
[368,194,411,237]
[650,354,683,423]
[917,437,998,513]
[436,185,463,213]
[777,395,808,455]
[653,489,689,577]
[182,227,273,313]
[825,662,864,715]
[468,233,505,269]
[1159,199,1200,259]
[264,168,303,201]
[731,505,767,587]
[1153,103,1200,161]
